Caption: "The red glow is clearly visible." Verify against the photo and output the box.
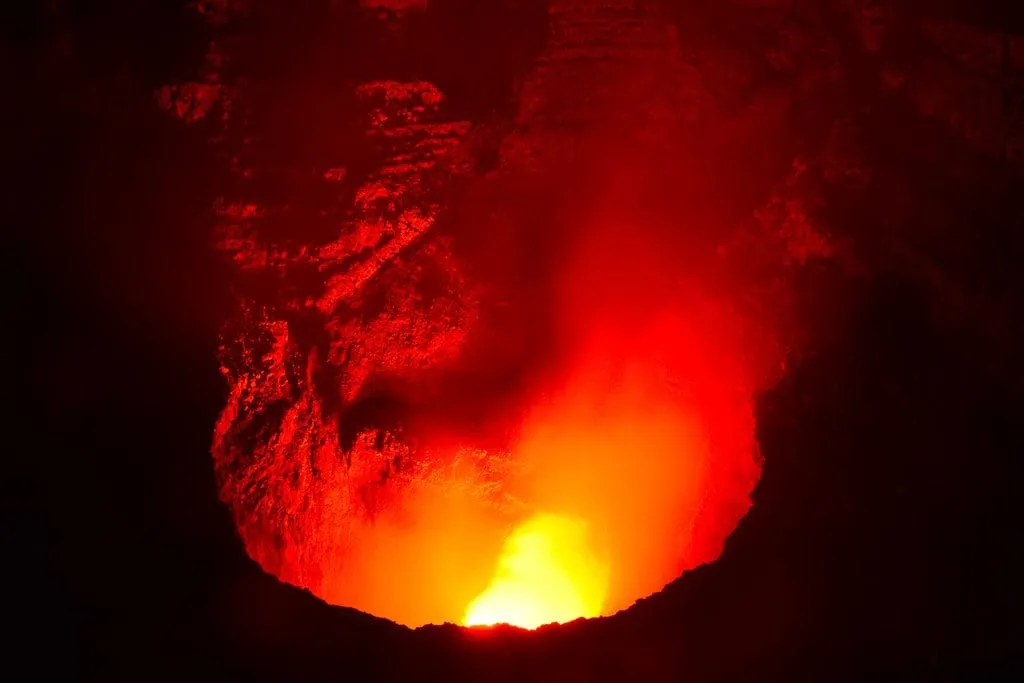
[213,224,765,627]
[207,6,792,629]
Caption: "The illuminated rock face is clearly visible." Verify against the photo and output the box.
[211,65,490,625]
[199,0,792,627]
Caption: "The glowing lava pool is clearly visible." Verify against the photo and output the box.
[463,514,608,629]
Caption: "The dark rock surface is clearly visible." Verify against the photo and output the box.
[15,0,1022,680]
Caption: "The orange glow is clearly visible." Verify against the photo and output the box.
[463,513,608,629]
[212,115,780,627]
[452,304,756,625]
[202,0,811,631]
[215,273,767,627]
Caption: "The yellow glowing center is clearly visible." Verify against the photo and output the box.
[462,513,608,629]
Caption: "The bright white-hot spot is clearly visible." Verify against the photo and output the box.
[462,513,609,629]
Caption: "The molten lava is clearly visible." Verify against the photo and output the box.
[463,513,608,629]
